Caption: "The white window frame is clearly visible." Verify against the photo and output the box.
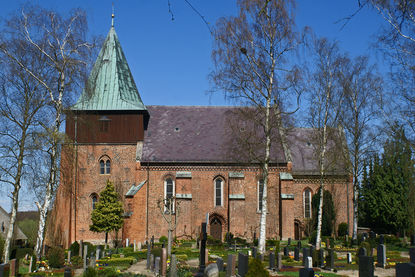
[303,188,312,219]
[164,178,175,213]
[214,178,224,207]
[257,179,264,212]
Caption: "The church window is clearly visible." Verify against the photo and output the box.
[164,178,175,213]
[214,178,223,207]
[91,194,98,210]
[1,222,4,232]
[304,188,312,218]
[99,116,110,132]
[258,179,264,212]
[99,157,111,175]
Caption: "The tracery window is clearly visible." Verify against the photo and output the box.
[214,178,224,207]
[258,179,264,212]
[99,157,111,175]
[91,194,98,210]
[164,177,175,213]
[304,188,312,218]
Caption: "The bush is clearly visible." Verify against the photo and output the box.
[71,255,83,268]
[233,237,247,245]
[360,241,372,256]
[150,247,162,258]
[253,238,258,246]
[246,258,269,277]
[83,267,97,277]
[47,247,65,268]
[0,236,4,263]
[15,247,34,260]
[338,223,348,237]
[97,257,135,267]
[309,230,317,245]
[31,254,37,272]
[207,235,222,246]
[159,236,168,244]
[312,249,322,267]
[70,241,80,256]
[83,242,97,257]
[266,240,280,252]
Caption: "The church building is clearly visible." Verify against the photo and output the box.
[49,22,353,248]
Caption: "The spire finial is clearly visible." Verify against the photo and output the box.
[111,3,115,27]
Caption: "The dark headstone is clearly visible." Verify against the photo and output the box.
[258,254,263,261]
[410,248,415,264]
[294,247,300,261]
[64,267,72,277]
[377,244,386,268]
[283,246,289,257]
[298,241,302,248]
[269,252,275,270]
[379,234,384,245]
[146,244,151,269]
[309,246,315,257]
[155,257,160,275]
[411,235,415,246]
[288,238,291,246]
[326,249,334,270]
[226,254,236,277]
[252,247,257,258]
[216,258,224,272]
[9,259,18,277]
[238,253,249,277]
[358,247,367,257]
[151,236,155,249]
[196,223,207,277]
[359,256,374,277]
[369,231,376,239]
[302,248,310,266]
[299,268,314,277]
[396,262,415,277]
[0,264,10,277]
[150,254,154,271]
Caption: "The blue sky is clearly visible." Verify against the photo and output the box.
[0,0,386,211]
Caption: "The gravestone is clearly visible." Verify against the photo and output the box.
[80,240,83,256]
[396,263,415,277]
[204,263,219,277]
[238,253,249,277]
[358,247,367,258]
[359,256,374,277]
[196,222,208,277]
[205,249,209,266]
[151,236,155,249]
[302,248,309,266]
[305,256,313,269]
[137,242,142,250]
[298,241,302,248]
[347,253,352,264]
[216,258,224,272]
[0,263,10,277]
[410,248,415,264]
[326,238,330,249]
[161,248,167,276]
[252,247,257,258]
[299,268,314,277]
[126,238,129,247]
[67,250,71,264]
[294,247,300,261]
[319,250,325,268]
[83,245,88,271]
[96,249,100,261]
[248,250,252,256]
[269,252,275,270]
[226,254,236,277]
[64,267,72,277]
[150,254,154,271]
[288,238,291,246]
[29,256,33,273]
[411,235,415,246]
[369,231,376,239]
[146,244,151,269]
[89,256,96,269]
[283,246,289,257]
[170,254,177,277]
[277,253,282,271]
[309,245,315,260]
[377,244,386,268]
[326,249,334,270]
[258,254,263,261]
[133,240,136,252]
[9,259,18,277]
[155,257,160,275]
[379,234,384,245]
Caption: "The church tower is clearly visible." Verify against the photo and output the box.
[50,16,148,247]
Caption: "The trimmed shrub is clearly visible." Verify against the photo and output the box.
[97,257,136,267]
[47,247,65,268]
[266,240,280,252]
[207,235,222,246]
[70,241,80,256]
[246,258,269,277]
[159,236,168,244]
[71,255,83,268]
[337,223,348,237]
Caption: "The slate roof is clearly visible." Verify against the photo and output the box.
[0,206,28,241]
[141,106,286,164]
[72,27,146,111]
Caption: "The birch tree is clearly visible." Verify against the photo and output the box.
[211,0,301,254]
[338,56,382,240]
[157,197,180,257]
[0,37,47,262]
[0,6,95,257]
[307,38,344,250]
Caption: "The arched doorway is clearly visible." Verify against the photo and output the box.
[210,217,222,241]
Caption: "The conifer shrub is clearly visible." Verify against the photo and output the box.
[245,258,269,277]
[47,246,65,268]
[83,267,97,277]
[70,241,80,256]
[159,236,168,244]
[337,222,348,237]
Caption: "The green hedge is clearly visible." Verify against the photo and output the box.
[96,257,136,267]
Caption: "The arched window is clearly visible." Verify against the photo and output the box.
[214,178,223,207]
[91,194,98,210]
[304,188,312,218]
[1,222,4,232]
[258,179,264,211]
[164,178,175,213]
[99,157,111,175]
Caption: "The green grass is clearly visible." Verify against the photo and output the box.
[278,271,344,277]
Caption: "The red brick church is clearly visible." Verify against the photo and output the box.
[49,23,353,248]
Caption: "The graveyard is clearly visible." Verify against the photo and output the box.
[3,229,415,277]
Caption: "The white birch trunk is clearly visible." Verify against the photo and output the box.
[3,197,18,263]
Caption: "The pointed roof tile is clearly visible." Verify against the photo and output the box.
[72,27,146,111]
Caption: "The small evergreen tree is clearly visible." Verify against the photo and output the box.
[312,188,335,237]
[90,180,124,247]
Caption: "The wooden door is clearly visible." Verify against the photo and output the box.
[210,217,222,241]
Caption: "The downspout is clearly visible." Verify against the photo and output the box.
[74,115,78,243]
[227,172,230,235]
[146,162,149,240]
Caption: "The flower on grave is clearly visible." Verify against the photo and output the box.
[270,248,274,251]
[116,270,121,273]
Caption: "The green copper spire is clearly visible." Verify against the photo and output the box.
[72,24,146,111]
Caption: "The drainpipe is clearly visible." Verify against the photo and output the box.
[227,172,230,235]
[146,162,150,240]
